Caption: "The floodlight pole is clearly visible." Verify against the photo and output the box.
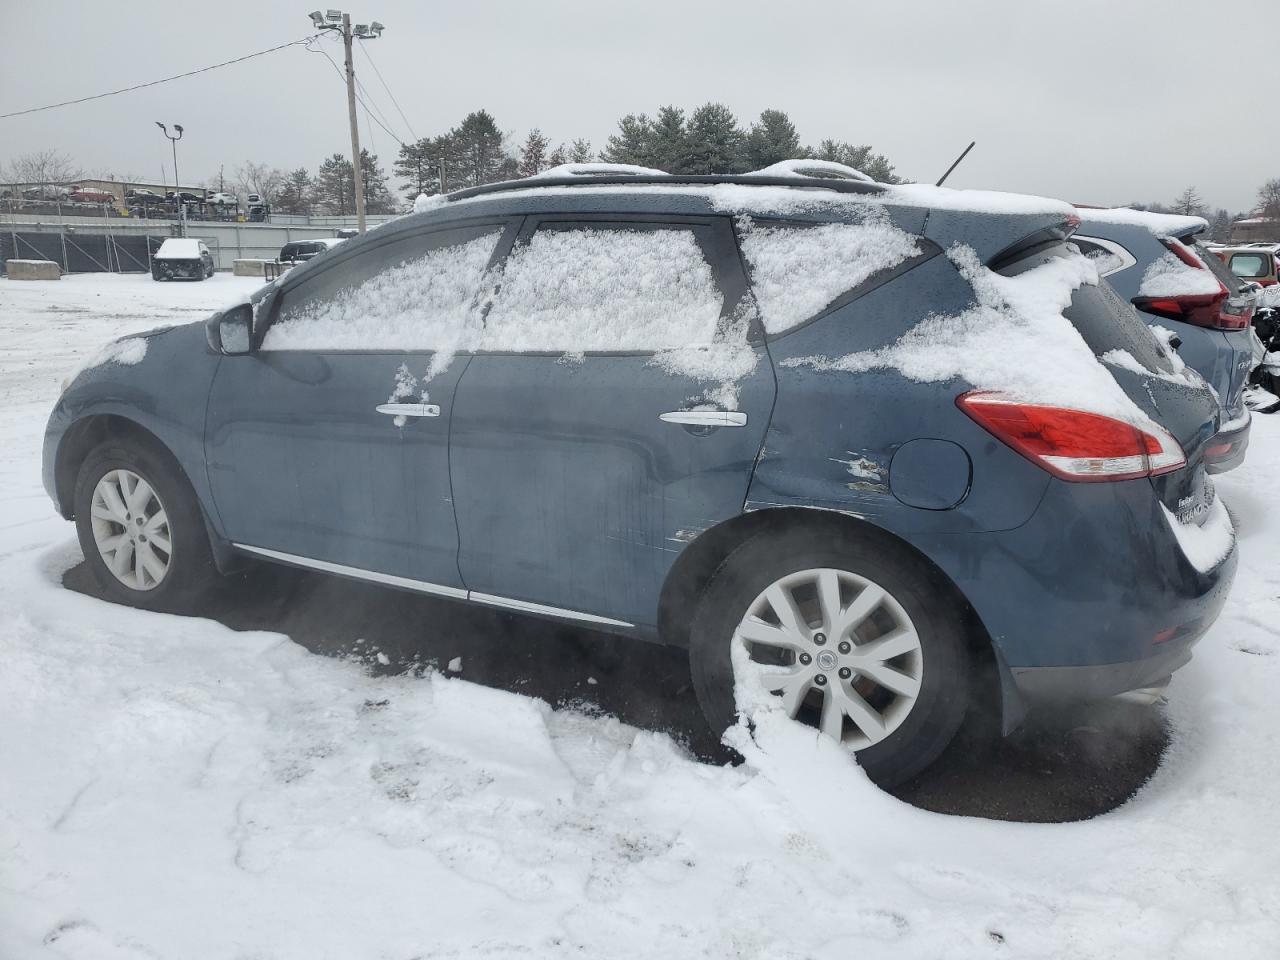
[311,11,382,234]
[156,122,185,236]
[340,14,367,234]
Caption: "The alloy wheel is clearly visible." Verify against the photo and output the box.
[732,567,924,749]
[89,468,172,591]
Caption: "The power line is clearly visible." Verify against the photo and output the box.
[0,36,319,120]
[307,38,406,148]
[358,41,418,142]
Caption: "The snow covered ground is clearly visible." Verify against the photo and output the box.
[1,273,1278,959]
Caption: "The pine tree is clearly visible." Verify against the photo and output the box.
[569,139,594,163]
[649,106,689,173]
[1210,208,1233,243]
[745,109,805,170]
[518,128,551,177]
[360,150,397,213]
[601,114,654,166]
[547,144,568,168]
[685,103,747,174]
[314,154,355,215]
[449,110,511,188]
[275,168,313,215]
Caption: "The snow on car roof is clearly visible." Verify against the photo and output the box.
[414,179,1075,220]
[1075,206,1208,237]
[155,238,204,259]
[750,159,875,183]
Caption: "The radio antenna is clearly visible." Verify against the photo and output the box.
[935,141,976,187]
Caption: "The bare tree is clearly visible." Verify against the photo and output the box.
[1257,178,1280,219]
[234,161,285,203]
[1171,186,1206,217]
[2,149,82,186]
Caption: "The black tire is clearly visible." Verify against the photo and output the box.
[688,525,971,787]
[73,439,216,612]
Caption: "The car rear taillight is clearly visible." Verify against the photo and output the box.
[1133,239,1252,330]
[958,393,1186,482]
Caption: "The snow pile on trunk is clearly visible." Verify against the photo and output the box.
[1138,252,1223,298]
[784,245,1149,424]
[261,232,501,351]
[736,213,921,333]
[481,228,721,352]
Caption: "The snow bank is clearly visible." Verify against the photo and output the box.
[1076,207,1208,237]
[4,272,1280,958]
[784,245,1149,424]
[1138,252,1223,298]
[261,232,501,351]
[737,213,921,333]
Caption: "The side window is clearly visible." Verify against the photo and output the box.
[1072,238,1128,278]
[261,225,503,351]
[481,224,725,352]
[736,216,923,334]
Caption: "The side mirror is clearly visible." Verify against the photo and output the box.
[206,303,253,355]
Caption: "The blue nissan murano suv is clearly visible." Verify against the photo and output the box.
[43,168,1237,785]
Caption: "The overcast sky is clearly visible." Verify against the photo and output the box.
[2,0,1273,212]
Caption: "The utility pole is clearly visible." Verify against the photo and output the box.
[309,10,384,234]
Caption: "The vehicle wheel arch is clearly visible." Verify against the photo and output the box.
[657,505,1015,731]
[56,414,192,519]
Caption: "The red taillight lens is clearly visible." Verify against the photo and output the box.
[958,393,1186,482]
[1133,239,1251,330]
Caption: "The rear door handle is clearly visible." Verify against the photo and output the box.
[376,403,441,418]
[659,410,747,427]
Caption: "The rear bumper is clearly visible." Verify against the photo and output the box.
[1204,416,1250,474]
[1010,632,1196,704]
[907,474,1236,725]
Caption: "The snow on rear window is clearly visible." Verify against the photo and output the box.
[480,228,722,351]
[1138,252,1222,298]
[737,213,921,333]
[784,245,1151,425]
[261,231,500,351]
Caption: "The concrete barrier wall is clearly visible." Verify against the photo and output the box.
[5,259,61,280]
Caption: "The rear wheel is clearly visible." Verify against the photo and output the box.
[73,440,216,611]
[688,526,970,787]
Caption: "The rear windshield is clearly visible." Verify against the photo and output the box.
[1002,241,1177,375]
[1188,237,1247,293]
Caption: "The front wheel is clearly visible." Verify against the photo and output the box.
[688,526,971,787]
[73,440,216,611]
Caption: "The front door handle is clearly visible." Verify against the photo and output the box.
[659,410,747,427]
[376,403,441,418]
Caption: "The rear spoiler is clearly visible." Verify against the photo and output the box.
[921,207,1081,269]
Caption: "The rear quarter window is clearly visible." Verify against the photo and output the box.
[735,217,923,334]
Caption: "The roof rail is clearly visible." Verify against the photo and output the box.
[444,173,885,203]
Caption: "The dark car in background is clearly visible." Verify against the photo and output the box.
[151,238,215,280]
[44,171,1236,785]
[1074,210,1255,472]
[278,238,345,264]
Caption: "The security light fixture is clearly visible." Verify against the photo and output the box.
[326,8,342,21]
[370,20,383,36]
[308,9,324,26]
